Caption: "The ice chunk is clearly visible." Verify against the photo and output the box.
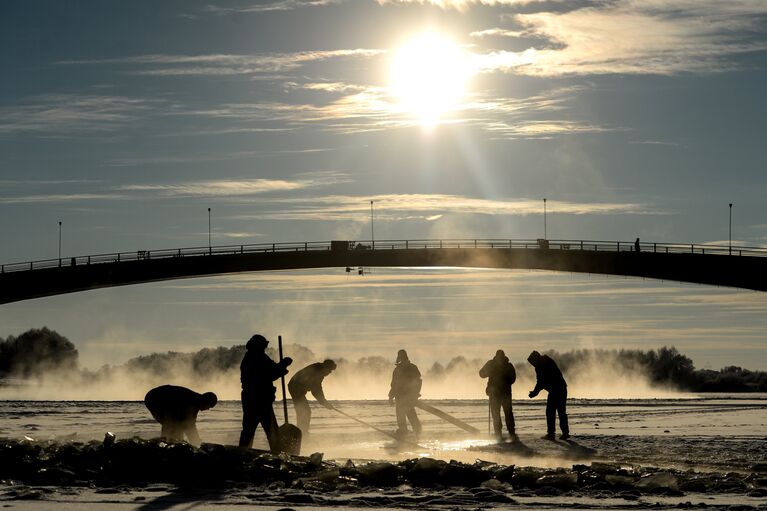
[636,472,678,491]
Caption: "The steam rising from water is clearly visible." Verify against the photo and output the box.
[1,343,683,401]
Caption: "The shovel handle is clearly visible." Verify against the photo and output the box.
[278,335,288,423]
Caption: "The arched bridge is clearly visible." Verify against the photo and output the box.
[1,238,766,304]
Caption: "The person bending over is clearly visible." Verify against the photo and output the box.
[144,384,217,446]
[288,359,337,434]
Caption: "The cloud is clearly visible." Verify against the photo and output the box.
[0,173,350,204]
[377,0,550,8]
[58,49,385,76]
[0,95,162,135]
[233,193,658,221]
[205,0,343,13]
[0,194,128,205]
[469,28,527,38]
[203,82,613,137]
[470,0,767,76]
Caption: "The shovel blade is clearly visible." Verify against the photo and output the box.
[278,423,302,455]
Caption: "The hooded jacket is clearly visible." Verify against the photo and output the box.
[479,354,516,396]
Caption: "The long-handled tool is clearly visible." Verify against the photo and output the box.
[276,335,302,455]
[330,406,426,450]
[415,401,480,434]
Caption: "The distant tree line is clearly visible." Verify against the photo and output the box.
[0,327,78,378]
[1,328,765,392]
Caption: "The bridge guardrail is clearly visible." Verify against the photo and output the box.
[1,238,765,274]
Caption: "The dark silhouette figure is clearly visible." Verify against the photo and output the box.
[144,385,217,446]
[238,334,292,452]
[479,350,517,442]
[288,359,337,434]
[388,349,422,438]
[527,350,569,440]
[635,238,641,252]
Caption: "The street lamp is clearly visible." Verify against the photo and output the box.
[370,200,375,250]
[58,221,62,260]
[207,207,212,250]
[543,198,547,240]
[729,203,732,255]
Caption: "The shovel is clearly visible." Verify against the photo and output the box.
[331,405,426,450]
[276,335,302,455]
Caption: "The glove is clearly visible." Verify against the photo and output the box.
[528,390,538,399]
[282,357,293,366]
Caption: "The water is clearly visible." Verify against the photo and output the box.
[1,395,765,470]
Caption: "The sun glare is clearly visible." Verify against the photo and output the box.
[390,33,470,126]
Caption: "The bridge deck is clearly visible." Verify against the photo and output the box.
[1,239,765,304]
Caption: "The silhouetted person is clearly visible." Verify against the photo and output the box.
[388,349,422,438]
[288,359,337,434]
[144,385,217,446]
[527,350,569,440]
[635,238,641,252]
[479,350,517,442]
[238,334,292,452]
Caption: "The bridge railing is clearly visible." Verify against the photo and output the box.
[1,238,766,274]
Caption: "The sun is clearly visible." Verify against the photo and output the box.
[390,33,470,126]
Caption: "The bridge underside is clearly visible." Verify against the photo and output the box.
[0,247,765,304]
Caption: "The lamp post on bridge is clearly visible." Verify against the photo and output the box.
[58,221,62,260]
[370,200,375,250]
[207,207,212,251]
[729,203,732,255]
[543,198,547,240]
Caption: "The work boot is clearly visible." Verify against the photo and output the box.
[509,433,519,443]
[559,433,570,440]
[541,433,556,441]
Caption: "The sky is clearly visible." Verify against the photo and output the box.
[1,0,766,371]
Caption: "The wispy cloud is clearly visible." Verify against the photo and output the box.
[205,0,343,14]
[469,0,767,76]
[233,193,658,221]
[194,82,613,137]
[0,193,128,205]
[0,173,349,204]
[58,49,384,76]
[0,95,162,135]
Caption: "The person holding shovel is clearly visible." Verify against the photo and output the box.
[238,334,292,452]
[479,349,517,442]
[288,359,337,435]
[388,349,422,439]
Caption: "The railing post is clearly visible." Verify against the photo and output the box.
[88,256,91,265]
[406,240,409,249]
[440,240,443,249]
[617,242,620,251]
[665,247,668,253]
[30,262,33,270]
[654,243,656,253]
[509,240,512,248]
[272,243,276,252]
[117,253,120,262]
[580,241,583,250]
[241,245,244,254]
[304,242,307,251]
[474,239,477,248]
[691,244,694,253]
